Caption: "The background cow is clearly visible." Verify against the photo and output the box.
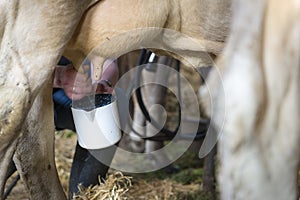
[203,0,300,199]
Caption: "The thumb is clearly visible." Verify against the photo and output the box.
[96,84,105,93]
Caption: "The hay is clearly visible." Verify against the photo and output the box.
[72,170,201,200]
[73,172,132,200]
[126,179,200,200]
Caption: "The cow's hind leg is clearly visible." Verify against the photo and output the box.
[14,81,66,200]
[143,56,173,168]
[0,67,32,199]
[0,138,19,200]
[128,95,146,152]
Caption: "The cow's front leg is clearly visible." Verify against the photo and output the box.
[14,80,66,200]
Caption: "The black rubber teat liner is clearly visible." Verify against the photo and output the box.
[73,94,114,111]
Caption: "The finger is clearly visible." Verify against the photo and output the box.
[70,93,87,100]
[105,87,113,93]
[95,84,113,94]
[73,74,91,86]
[75,85,93,94]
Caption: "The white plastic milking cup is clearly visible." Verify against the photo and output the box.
[71,95,121,149]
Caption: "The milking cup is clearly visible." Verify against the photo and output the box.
[71,93,121,149]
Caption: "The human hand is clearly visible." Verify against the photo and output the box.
[93,59,118,94]
[95,80,113,94]
[61,64,93,100]
[54,59,118,99]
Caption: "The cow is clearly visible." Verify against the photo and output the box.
[0,0,231,199]
[202,0,300,199]
[63,0,231,79]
